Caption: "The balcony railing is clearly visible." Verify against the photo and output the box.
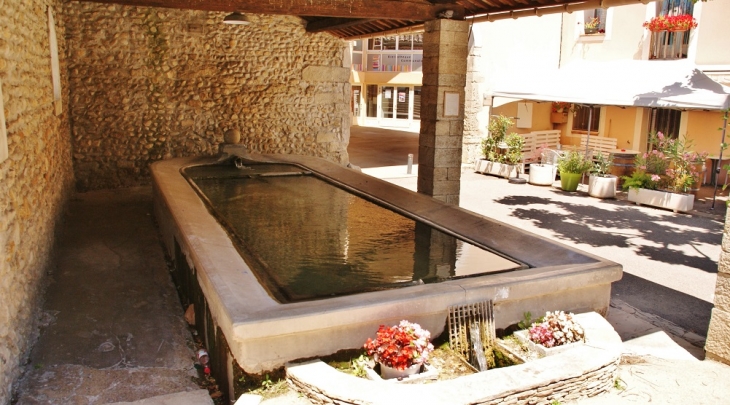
[649,30,690,60]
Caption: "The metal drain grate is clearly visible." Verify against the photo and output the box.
[448,300,495,371]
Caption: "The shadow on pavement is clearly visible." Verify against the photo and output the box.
[613,273,714,338]
[494,192,720,273]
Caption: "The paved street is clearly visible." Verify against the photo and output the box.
[349,126,724,344]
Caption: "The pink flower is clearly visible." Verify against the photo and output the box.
[651,174,661,182]
[657,132,664,139]
[639,165,647,170]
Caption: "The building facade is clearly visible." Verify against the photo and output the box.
[349,34,424,132]
[466,0,730,175]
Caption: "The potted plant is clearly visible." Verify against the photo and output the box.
[529,144,558,186]
[588,153,617,198]
[557,151,593,192]
[643,15,671,32]
[476,115,520,179]
[584,17,600,34]
[504,133,526,182]
[363,320,434,380]
[667,14,697,32]
[622,132,707,213]
[515,311,585,357]
[550,102,574,124]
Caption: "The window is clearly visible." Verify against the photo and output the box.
[572,106,600,132]
[649,0,695,60]
[412,33,423,50]
[362,33,423,72]
[649,108,682,138]
[658,0,693,16]
[366,85,378,118]
[583,9,607,33]
[382,36,397,51]
[413,87,422,120]
[351,40,363,71]
[351,86,361,116]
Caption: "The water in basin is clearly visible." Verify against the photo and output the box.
[185,163,523,303]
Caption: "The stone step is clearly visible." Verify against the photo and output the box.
[104,389,213,405]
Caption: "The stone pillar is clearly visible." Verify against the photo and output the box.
[418,19,470,205]
[706,209,730,365]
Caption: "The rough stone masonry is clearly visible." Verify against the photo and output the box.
[65,4,351,190]
[1,2,353,404]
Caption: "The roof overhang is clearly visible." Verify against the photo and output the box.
[490,60,730,111]
[78,0,654,39]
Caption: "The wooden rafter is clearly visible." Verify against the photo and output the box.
[79,0,453,21]
[306,18,379,33]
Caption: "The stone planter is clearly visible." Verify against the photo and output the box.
[588,175,617,199]
[529,164,557,186]
[627,188,694,213]
[559,171,583,192]
[475,159,517,179]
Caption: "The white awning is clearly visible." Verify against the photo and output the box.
[490,60,730,111]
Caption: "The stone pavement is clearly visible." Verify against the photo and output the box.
[13,188,208,405]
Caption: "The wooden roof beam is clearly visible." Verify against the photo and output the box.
[306,18,378,33]
[78,0,461,21]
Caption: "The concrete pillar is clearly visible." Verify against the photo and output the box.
[706,209,730,365]
[418,19,470,205]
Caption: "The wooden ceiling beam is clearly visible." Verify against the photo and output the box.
[78,0,460,21]
[306,18,378,33]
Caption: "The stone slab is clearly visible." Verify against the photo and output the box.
[105,389,213,405]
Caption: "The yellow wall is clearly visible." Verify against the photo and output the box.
[605,106,636,150]
[492,101,554,134]
[686,110,726,155]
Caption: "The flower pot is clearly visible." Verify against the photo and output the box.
[514,330,584,358]
[379,362,422,380]
[588,175,617,199]
[550,112,568,124]
[627,188,694,213]
[559,171,583,192]
[584,27,598,35]
[529,164,557,186]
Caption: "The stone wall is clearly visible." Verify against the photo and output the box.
[65,3,350,190]
[706,208,730,365]
[0,1,75,403]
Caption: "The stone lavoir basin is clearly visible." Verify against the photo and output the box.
[150,146,621,399]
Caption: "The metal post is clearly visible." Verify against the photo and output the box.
[712,116,729,209]
[584,106,593,157]
[407,153,414,174]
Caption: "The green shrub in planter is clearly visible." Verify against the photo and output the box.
[558,151,593,192]
[558,151,593,174]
